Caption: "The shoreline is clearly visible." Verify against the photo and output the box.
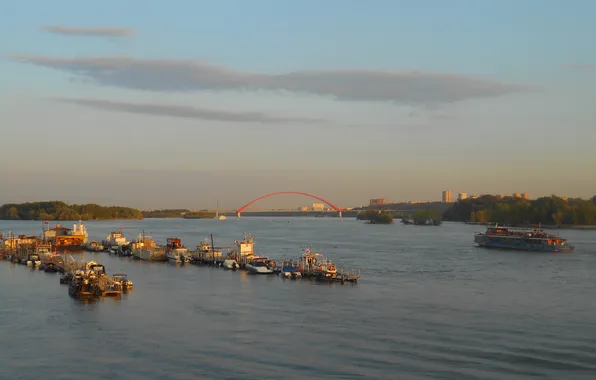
[463,221,596,230]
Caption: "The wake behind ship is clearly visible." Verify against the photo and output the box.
[474,225,575,252]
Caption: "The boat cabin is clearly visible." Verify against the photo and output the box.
[167,238,183,249]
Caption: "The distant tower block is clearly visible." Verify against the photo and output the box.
[442,190,452,203]
[458,192,468,201]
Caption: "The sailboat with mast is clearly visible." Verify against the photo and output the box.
[214,200,227,220]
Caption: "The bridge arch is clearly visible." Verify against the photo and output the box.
[236,191,342,217]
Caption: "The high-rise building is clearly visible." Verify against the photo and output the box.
[441,190,452,203]
[458,192,468,200]
[369,198,385,206]
[522,192,530,200]
[513,192,521,198]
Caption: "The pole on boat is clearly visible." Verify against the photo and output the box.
[210,234,215,265]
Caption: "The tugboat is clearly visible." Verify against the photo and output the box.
[131,232,167,261]
[474,224,575,252]
[165,238,191,263]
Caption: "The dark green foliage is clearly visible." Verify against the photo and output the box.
[357,209,394,224]
[412,209,442,225]
[0,201,143,220]
[142,209,190,218]
[182,211,216,219]
[442,195,596,225]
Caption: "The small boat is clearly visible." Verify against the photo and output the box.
[281,265,302,279]
[222,259,239,270]
[44,262,60,273]
[112,273,133,290]
[26,253,42,267]
[246,257,274,274]
[60,273,73,284]
[86,241,104,252]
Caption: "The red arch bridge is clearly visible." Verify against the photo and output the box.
[236,191,343,217]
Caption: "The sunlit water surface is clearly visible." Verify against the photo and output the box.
[1,218,595,379]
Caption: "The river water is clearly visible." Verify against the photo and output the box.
[1,218,595,379]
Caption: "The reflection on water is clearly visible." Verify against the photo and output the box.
[1,218,596,379]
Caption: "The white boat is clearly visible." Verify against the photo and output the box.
[214,200,226,220]
[246,257,274,274]
[26,253,42,267]
[222,259,239,270]
[104,231,128,247]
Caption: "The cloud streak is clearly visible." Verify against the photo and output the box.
[11,55,532,106]
[41,26,134,37]
[52,97,323,124]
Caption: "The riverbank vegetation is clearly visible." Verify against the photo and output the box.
[442,195,596,225]
[0,201,143,220]
[357,210,394,224]
[410,210,442,225]
[182,211,216,219]
[142,209,190,218]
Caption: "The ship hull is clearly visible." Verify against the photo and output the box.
[475,238,575,252]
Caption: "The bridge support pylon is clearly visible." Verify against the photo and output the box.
[237,211,241,218]
[339,211,342,218]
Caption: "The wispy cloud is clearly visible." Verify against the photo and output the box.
[41,26,134,37]
[119,169,213,177]
[11,55,532,107]
[52,97,324,124]
[562,64,596,71]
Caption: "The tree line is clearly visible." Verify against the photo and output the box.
[357,210,394,224]
[0,201,143,221]
[442,195,596,226]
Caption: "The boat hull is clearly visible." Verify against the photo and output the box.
[474,236,575,252]
[246,264,273,274]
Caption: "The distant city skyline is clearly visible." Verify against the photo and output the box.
[1,0,595,209]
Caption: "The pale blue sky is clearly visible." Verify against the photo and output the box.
[1,0,595,209]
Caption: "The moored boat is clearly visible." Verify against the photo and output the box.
[222,259,239,270]
[245,257,274,274]
[43,221,88,251]
[103,231,128,248]
[131,232,167,261]
[26,253,42,267]
[474,224,575,252]
[165,238,191,263]
[112,273,133,291]
[281,264,302,279]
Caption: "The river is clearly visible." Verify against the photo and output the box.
[1,218,595,379]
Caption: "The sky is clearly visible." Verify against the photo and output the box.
[1,0,595,210]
